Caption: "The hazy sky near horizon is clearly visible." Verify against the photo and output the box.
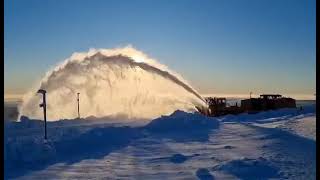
[4,0,316,96]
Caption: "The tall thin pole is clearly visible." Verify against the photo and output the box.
[37,89,47,140]
[250,92,252,99]
[43,94,47,140]
[77,93,80,119]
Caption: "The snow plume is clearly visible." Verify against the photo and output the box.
[19,46,207,121]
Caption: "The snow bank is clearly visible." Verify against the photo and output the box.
[7,139,56,163]
[4,110,219,179]
[145,110,219,132]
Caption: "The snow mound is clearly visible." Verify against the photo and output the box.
[214,157,279,179]
[170,153,188,164]
[196,168,215,180]
[145,110,219,132]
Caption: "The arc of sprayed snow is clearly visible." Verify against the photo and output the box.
[19,46,207,120]
[89,52,206,103]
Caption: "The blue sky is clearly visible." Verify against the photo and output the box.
[4,0,316,97]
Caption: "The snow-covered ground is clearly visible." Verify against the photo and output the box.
[280,116,316,140]
[4,105,316,180]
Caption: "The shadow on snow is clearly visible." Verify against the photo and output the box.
[5,110,219,179]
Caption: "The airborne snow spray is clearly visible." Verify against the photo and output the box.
[19,46,207,121]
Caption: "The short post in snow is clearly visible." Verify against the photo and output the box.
[77,92,80,119]
[37,89,47,140]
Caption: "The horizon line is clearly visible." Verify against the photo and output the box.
[4,92,316,102]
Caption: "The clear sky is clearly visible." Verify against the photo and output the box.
[4,0,316,99]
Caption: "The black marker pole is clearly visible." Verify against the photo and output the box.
[77,93,80,119]
[37,89,47,140]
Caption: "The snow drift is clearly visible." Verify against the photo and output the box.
[5,110,220,179]
[146,110,219,132]
[19,46,206,121]
[5,104,315,179]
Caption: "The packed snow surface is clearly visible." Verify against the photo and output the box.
[5,104,316,179]
[280,116,316,140]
